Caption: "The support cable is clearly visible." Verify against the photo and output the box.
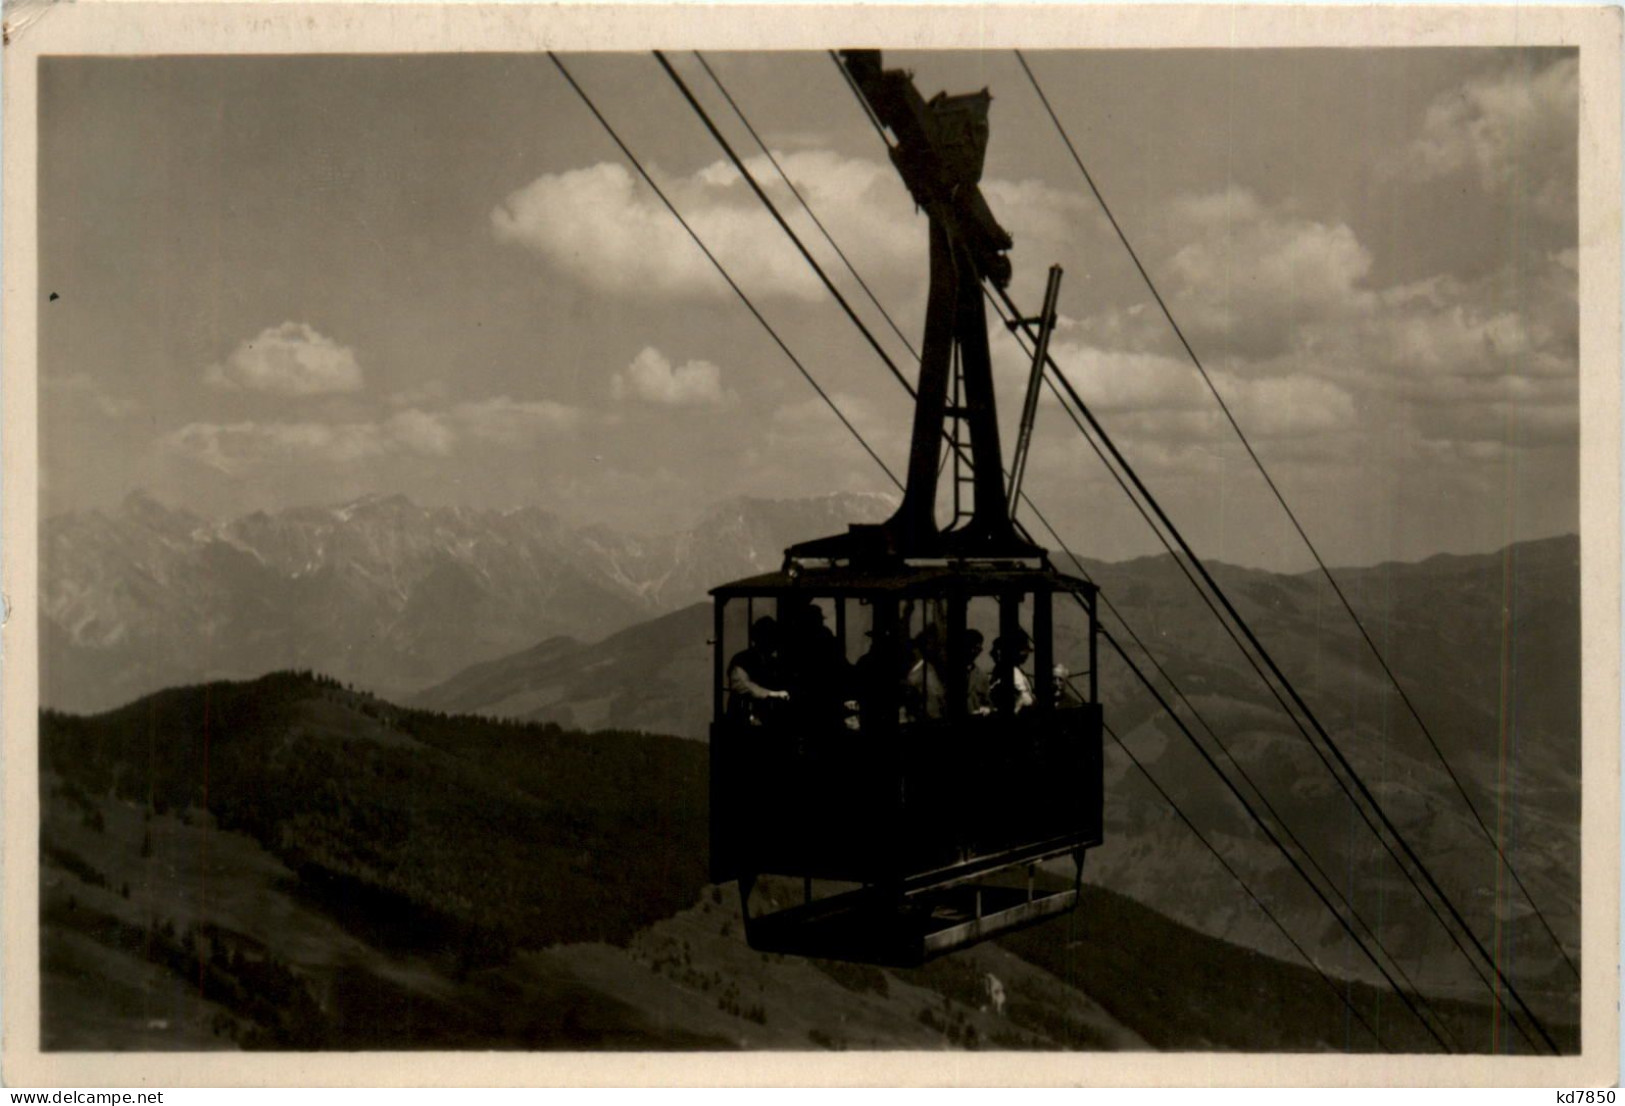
[1014,447,1470,1046]
[660,52,982,497]
[830,49,893,149]
[1106,721,1394,1052]
[1014,48,1576,984]
[1098,628,1451,1051]
[546,53,901,492]
[995,341,1469,1053]
[654,51,918,400]
[825,57,1535,1051]
[992,277,1560,1054]
[693,51,923,366]
[992,285,1541,1053]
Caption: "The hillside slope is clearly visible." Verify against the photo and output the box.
[1075,535,1579,1013]
[40,673,1573,1052]
[411,603,714,736]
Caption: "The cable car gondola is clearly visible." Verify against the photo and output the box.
[709,50,1105,967]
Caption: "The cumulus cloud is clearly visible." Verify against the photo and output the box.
[491,151,1091,304]
[1154,187,1377,358]
[981,176,1099,257]
[160,418,425,474]
[1232,374,1359,438]
[1169,193,1373,308]
[611,346,733,406]
[1311,253,1577,418]
[204,322,364,396]
[1389,56,1577,220]
[1385,305,1533,374]
[491,153,922,301]
[1048,341,1356,444]
[1298,271,1577,470]
[447,396,581,447]
[494,161,822,301]
[162,393,584,474]
[386,408,456,456]
[1038,178,1576,475]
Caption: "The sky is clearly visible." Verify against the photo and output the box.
[38,48,1579,571]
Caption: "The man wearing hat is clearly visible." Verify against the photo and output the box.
[727,616,791,726]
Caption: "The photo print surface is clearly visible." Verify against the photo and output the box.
[23,26,1606,1074]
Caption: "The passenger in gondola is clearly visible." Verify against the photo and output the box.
[853,621,910,730]
[904,624,951,722]
[784,603,851,728]
[727,616,791,726]
[960,629,993,716]
[990,629,1036,714]
[1052,663,1084,709]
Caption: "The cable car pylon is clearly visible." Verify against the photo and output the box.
[708,50,1104,967]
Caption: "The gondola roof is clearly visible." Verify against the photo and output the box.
[710,562,1095,599]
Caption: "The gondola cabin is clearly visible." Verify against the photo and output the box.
[709,564,1104,966]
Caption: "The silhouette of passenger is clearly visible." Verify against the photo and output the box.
[904,624,951,722]
[990,628,1036,714]
[854,621,910,730]
[1052,662,1084,708]
[728,617,790,725]
[960,629,993,716]
[785,603,850,726]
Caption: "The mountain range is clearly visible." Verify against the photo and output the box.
[37,488,1582,1039]
[41,490,892,712]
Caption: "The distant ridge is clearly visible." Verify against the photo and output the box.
[412,602,714,737]
[40,490,893,712]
